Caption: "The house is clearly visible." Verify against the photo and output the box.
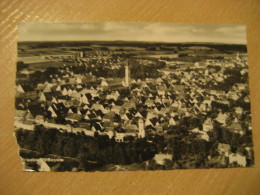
[110,105,122,114]
[228,122,245,135]
[171,100,179,110]
[103,112,115,122]
[57,95,71,104]
[215,112,228,124]
[104,128,115,139]
[61,87,68,96]
[48,103,68,118]
[234,83,247,91]
[203,118,213,132]
[76,76,82,84]
[55,85,61,91]
[14,119,35,130]
[174,85,186,93]
[92,122,103,131]
[115,132,125,142]
[16,84,34,94]
[16,84,37,99]
[91,104,105,112]
[191,127,209,141]
[169,117,176,126]
[218,143,231,157]
[88,112,99,121]
[121,113,130,121]
[64,99,80,107]
[42,82,54,93]
[43,92,62,102]
[162,98,172,105]
[153,153,173,165]
[228,153,247,167]
[65,113,83,123]
[35,115,45,123]
[154,122,163,133]
[145,99,155,107]
[244,96,250,103]
[48,106,58,118]
[38,159,51,172]
[124,121,138,132]
[38,92,47,102]
[15,110,27,122]
[27,105,44,121]
[235,107,243,115]
[14,109,35,130]
[134,112,143,118]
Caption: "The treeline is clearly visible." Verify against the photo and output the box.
[148,119,254,169]
[205,66,248,92]
[146,131,216,170]
[17,67,61,87]
[129,59,165,79]
[16,126,214,170]
[15,120,254,170]
[212,123,253,148]
[91,66,125,78]
[90,58,165,79]
[15,127,155,166]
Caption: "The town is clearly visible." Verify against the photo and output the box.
[15,41,254,171]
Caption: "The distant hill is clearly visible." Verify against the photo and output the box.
[18,40,247,52]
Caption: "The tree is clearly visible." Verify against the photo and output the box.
[164,159,173,170]
[17,61,28,71]
[63,138,78,157]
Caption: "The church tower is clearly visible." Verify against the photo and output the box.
[138,118,145,138]
[125,60,131,88]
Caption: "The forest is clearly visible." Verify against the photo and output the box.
[15,116,254,171]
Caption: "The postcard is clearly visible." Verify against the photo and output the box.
[15,22,254,171]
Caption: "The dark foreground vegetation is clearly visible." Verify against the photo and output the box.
[15,122,254,171]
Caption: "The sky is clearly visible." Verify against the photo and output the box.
[18,22,247,44]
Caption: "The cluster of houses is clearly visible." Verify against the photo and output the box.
[15,50,252,167]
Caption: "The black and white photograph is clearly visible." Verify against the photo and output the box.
[15,22,254,172]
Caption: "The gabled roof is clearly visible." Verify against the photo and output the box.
[125,122,138,131]
[111,105,122,112]
[65,113,83,121]
[103,111,115,121]
[95,109,104,117]
[149,117,159,126]
[20,84,34,92]
[78,122,91,129]
[122,101,136,109]
[91,104,104,110]
[92,122,103,131]
[174,85,186,91]
[145,99,155,106]
[218,143,231,153]
[28,105,44,117]
[57,95,71,101]
[44,92,61,101]
[16,110,27,117]
[51,103,69,115]
[229,122,243,132]
[88,112,98,120]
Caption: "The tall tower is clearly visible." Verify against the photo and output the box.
[125,60,130,88]
[138,118,145,138]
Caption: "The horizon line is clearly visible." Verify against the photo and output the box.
[18,40,247,45]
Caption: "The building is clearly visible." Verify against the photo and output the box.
[138,118,145,138]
